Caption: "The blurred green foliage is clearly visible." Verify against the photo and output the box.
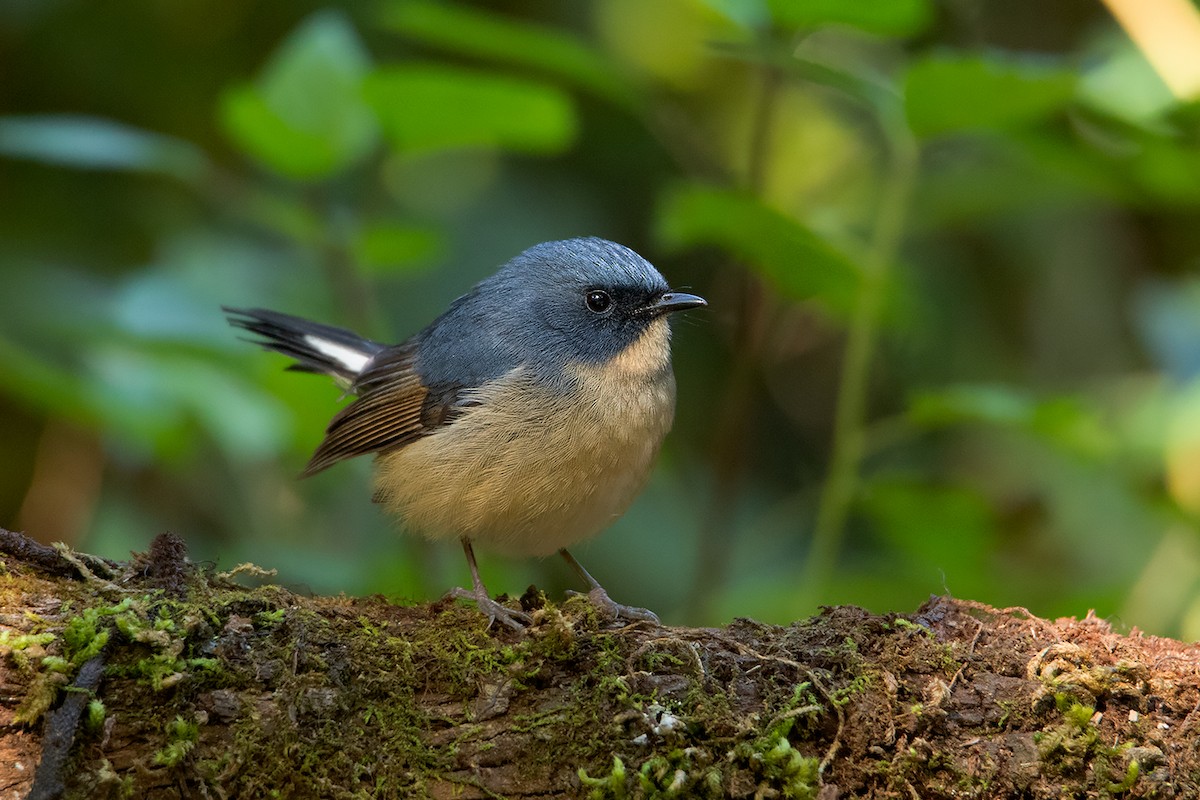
[4,0,1200,637]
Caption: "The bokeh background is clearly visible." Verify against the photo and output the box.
[5,0,1200,637]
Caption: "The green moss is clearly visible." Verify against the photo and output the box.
[41,654,71,673]
[86,698,106,732]
[6,578,228,722]
[94,760,134,799]
[153,715,200,767]
[62,607,112,664]
[9,582,227,739]
[579,748,728,800]
[80,596,223,692]
[641,650,685,672]
[256,608,287,625]
[762,737,821,799]
[726,735,820,800]
[1106,760,1139,795]
[582,681,819,799]
[830,673,871,707]
[638,749,724,798]
[0,629,56,652]
[1035,694,1142,795]
[579,755,628,799]
[211,593,439,798]
[589,632,638,704]
[14,669,71,724]
[1036,696,1098,774]
[0,629,56,673]
[6,568,929,798]
[887,741,962,790]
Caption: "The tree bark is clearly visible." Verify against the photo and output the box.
[1,527,1197,799]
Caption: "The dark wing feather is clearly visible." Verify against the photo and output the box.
[296,280,521,477]
[223,306,384,383]
[301,345,468,476]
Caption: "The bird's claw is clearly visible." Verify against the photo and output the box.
[567,588,660,624]
[447,587,532,631]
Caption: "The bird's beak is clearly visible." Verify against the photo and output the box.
[647,291,707,315]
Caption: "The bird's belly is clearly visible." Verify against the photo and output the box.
[372,368,676,556]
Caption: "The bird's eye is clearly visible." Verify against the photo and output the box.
[585,290,612,313]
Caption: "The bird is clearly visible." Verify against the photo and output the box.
[224,237,705,630]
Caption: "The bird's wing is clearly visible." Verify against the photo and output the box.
[302,345,472,477]
[302,289,522,477]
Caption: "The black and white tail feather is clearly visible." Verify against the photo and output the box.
[223,307,385,390]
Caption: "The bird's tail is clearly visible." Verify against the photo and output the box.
[223,307,385,388]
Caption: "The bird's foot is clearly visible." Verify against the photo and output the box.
[447,586,532,631]
[569,587,660,624]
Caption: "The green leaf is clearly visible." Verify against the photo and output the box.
[0,332,293,462]
[905,52,1077,138]
[378,0,635,108]
[655,184,860,314]
[1131,135,1200,204]
[709,40,898,118]
[913,132,1128,229]
[1077,31,1176,125]
[219,11,377,179]
[768,0,933,37]
[364,65,577,154]
[352,222,443,274]
[0,115,208,182]
[909,384,1113,458]
[909,384,1032,428]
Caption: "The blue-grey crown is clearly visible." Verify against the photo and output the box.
[502,237,668,294]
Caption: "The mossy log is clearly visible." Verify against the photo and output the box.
[2,528,1199,800]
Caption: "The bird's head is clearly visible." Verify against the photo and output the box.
[486,238,706,375]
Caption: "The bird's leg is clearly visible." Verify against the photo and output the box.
[447,538,531,630]
[560,548,660,624]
